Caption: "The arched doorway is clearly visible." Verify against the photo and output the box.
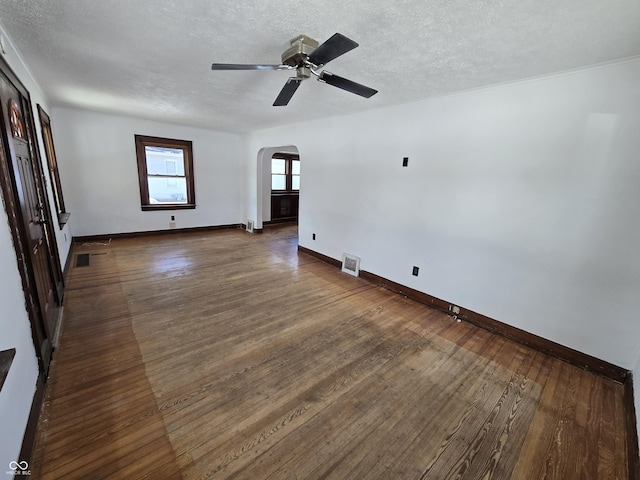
[255,145,299,230]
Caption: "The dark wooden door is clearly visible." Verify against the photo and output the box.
[0,66,56,371]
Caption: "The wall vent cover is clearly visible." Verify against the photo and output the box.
[246,220,254,233]
[75,253,90,267]
[342,253,361,277]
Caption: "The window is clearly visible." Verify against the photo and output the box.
[271,154,300,192]
[134,135,195,210]
[37,105,69,228]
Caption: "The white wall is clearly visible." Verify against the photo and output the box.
[52,107,245,237]
[0,23,58,469]
[0,222,39,470]
[246,58,640,370]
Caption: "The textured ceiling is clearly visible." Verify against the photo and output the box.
[1,0,639,133]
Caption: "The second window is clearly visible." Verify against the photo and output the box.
[135,135,195,210]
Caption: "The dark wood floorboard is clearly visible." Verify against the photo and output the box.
[30,225,628,479]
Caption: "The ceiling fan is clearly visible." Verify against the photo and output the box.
[211,33,378,106]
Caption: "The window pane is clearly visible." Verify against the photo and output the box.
[292,175,300,190]
[148,176,187,203]
[272,174,286,190]
[271,158,285,174]
[146,146,185,176]
[292,160,300,175]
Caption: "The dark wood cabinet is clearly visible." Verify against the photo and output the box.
[271,193,299,221]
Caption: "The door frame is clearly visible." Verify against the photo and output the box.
[0,56,58,374]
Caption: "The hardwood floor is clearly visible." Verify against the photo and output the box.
[31,225,628,479]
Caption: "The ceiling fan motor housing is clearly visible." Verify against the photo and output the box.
[281,35,319,78]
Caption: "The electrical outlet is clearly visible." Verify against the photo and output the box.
[412,266,419,276]
[312,233,316,240]
[451,305,460,315]
[169,221,176,229]
[402,157,409,167]
[171,215,175,221]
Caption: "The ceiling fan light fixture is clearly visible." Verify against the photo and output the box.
[211,32,377,106]
[296,65,312,79]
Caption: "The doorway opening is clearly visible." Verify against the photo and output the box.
[269,153,300,224]
[254,145,300,232]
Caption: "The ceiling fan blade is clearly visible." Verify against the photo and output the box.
[273,78,303,106]
[307,33,359,66]
[211,63,294,71]
[317,71,378,98]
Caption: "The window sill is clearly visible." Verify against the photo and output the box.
[141,204,196,211]
[58,212,71,229]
